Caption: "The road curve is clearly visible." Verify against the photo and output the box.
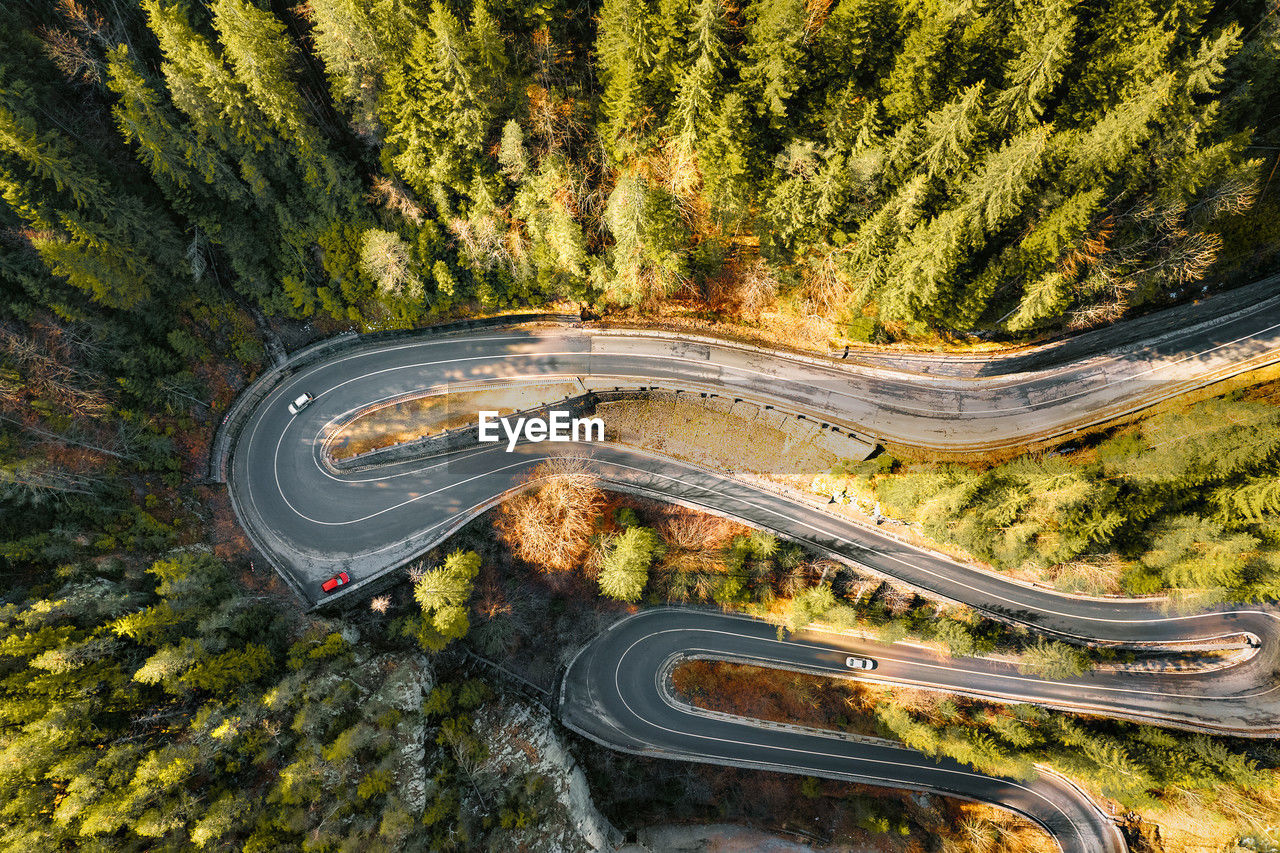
[560,608,1126,853]
[225,280,1280,853]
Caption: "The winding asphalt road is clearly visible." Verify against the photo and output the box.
[560,608,1127,853]
[225,278,1280,853]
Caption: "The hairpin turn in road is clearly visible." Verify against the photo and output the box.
[225,278,1280,853]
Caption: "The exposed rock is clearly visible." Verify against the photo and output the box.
[475,699,622,852]
[368,652,434,813]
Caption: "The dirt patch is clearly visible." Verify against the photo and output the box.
[672,659,888,740]
[601,396,859,478]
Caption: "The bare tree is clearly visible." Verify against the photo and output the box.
[368,176,424,226]
[497,456,605,572]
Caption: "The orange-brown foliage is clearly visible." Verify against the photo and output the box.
[496,456,605,572]
[671,660,880,734]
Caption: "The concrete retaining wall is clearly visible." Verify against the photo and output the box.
[327,383,879,472]
[330,393,601,471]
[207,313,576,482]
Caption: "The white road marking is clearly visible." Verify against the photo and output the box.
[609,623,1086,852]
[228,314,1280,853]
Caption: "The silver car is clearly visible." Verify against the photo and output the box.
[287,392,314,415]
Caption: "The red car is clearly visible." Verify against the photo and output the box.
[321,572,350,593]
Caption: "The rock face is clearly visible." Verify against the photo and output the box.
[369,652,434,813]
[474,699,622,852]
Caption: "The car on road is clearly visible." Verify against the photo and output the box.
[288,392,314,414]
[321,572,349,593]
[846,656,877,670]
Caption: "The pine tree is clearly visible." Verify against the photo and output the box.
[741,0,808,124]
[598,526,660,602]
[878,206,972,324]
[307,0,411,139]
[991,0,1077,131]
[497,119,529,181]
[1142,516,1256,595]
[651,0,694,97]
[1021,638,1091,680]
[382,1,499,211]
[597,0,659,159]
[604,170,690,302]
[0,68,187,310]
[700,91,753,226]
[181,643,275,693]
[882,0,973,123]
[1001,188,1105,331]
[141,0,370,317]
[1214,476,1280,525]
[468,0,509,101]
[1006,271,1070,332]
[918,83,986,179]
[1061,73,1174,187]
[962,124,1050,233]
[413,550,481,651]
[666,0,726,158]
[210,0,358,214]
[106,48,277,301]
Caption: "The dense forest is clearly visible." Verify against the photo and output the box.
[3,0,1280,850]
[815,390,1280,604]
[3,0,1279,348]
[0,546,590,850]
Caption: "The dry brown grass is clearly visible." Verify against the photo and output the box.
[1045,555,1126,596]
[496,456,605,573]
[1147,779,1280,852]
[328,382,578,459]
[939,809,1059,853]
[656,508,741,551]
[328,395,455,459]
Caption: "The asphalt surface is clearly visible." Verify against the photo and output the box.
[225,278,1280,853]
[561,608,1127,853]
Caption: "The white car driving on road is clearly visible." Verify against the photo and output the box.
[846,656,877,670]
[288,393,314,415]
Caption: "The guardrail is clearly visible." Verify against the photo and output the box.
[207,313,577,483]
[330,392,600,471]
[326,382,879,472]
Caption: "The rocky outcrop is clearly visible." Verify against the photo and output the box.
[475,700,622,852]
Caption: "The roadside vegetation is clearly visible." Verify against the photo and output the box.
[816,389,1280,605]
[488,460,1111,670]
[458,457,1278,851]
[581,745,1060,853]
[2,2,1279,852]
[413,467,1083,851]
[673,660,1280,852]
